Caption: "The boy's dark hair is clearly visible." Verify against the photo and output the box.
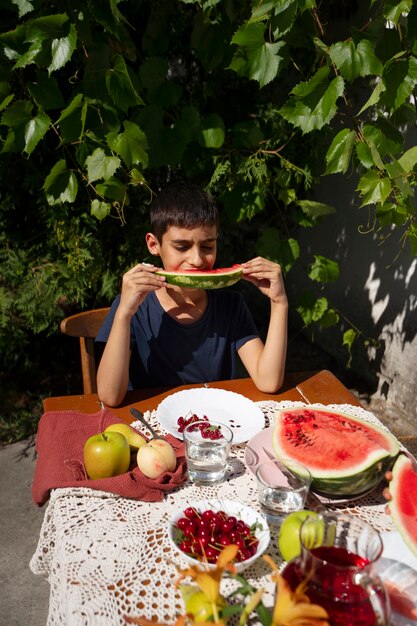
[150,180,219,241]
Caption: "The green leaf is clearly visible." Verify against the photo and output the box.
[297,200,336,217]
[296,292,328,326]
[43,159,78,205]
[56,93,87,143]
[106,54,144,112]
[0,93,14,112]
[357,118,402,169]
[382,56,417,111]
[397,146,417,171]
[319,308,339,328]
[48,23,77,74]
[85,148,121,183]
[357,79,385,115]
[107,121,148,168]
[13,40,42,69]
[27,13,69,41]
[356,141,375,168]
[11,0,34,18]
[199,113,225,148]
[129,168,146,185]
[230,23,286,87]
[362,119,403,159]
[279,67,344,133]
[325,128,356,174]
[24,110,51,155]
[329,39,383,82]
[91,199,111,221]
[256,228,300,272]
[308,255,339,282]
[356,170,392,205]
[27,72,64,110]
[1,100,32,127]
[384,0,412,25]
[139,57,168,90]
[96,178,127,202]
[343,328,357,367]
[270,1,298,38]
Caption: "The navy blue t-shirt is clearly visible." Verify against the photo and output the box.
[95,290,259,389]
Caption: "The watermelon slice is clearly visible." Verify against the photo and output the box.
[272,407,400,497]
[155,264,243,289]
[388,454,417,557]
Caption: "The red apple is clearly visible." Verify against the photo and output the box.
[83,431,131,479]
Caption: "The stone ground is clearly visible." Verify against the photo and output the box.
[1,334,414,626]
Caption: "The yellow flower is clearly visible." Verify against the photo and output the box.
[176,544,238,603]
[263,555,330,626]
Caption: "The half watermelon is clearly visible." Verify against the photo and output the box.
[272,406,399,497]
[388,453,417,557]
[155,264,243,289]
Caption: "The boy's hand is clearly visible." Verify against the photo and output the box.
[241,257,287,304]
[118,263,165,317]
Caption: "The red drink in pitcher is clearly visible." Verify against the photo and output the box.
[281,513,390,626]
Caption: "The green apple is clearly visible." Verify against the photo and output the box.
[104,422,146,451]
[278,510,323,562]
[83,431,131,479]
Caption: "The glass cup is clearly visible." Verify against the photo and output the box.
[282,512,390,626]
[183,420,233,485]
[256,458,312,525]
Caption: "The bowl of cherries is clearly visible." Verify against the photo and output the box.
[168,499,270,573]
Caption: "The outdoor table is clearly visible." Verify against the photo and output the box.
[31,370,401,626]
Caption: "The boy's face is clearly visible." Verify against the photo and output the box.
[146,224,218,272]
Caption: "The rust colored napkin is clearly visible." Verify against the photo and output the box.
[32,408,187,506]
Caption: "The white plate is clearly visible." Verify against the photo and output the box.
[156,388,265,444]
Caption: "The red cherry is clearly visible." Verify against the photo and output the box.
[221,520,234,533]
[219,533,232,546]
[239,548,251,561]
[184,507,198,519]
[201,509,214,522]
[177,517,189,530]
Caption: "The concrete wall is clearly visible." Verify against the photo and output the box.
[287,173,417,427]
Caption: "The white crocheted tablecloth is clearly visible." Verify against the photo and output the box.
[30,401,400,626]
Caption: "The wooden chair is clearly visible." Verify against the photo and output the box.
[60,308,110,394]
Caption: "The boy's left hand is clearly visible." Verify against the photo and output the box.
[241,257,287,304]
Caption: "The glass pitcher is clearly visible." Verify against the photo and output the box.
[281,512,390,626]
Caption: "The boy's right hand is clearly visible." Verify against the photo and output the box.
[117,263,166,318]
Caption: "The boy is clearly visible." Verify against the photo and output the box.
[96,181,288,407]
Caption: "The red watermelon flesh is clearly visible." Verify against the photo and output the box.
[272,407,399,496]
[389,454,417,558]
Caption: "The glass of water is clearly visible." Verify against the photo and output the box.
[183,420,233,485]
[256,458,312,526]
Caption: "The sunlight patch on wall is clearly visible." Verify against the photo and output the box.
[364,262,389,324]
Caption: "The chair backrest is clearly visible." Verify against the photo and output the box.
[60,307,110,394]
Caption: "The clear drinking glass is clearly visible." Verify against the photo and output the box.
[256,458,312,525]
[183,420,233,485]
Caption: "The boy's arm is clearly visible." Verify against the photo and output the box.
[238,257,288,393]
[97,264,165,406]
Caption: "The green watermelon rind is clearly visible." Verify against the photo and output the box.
[389,453,417,558]
[272,407,400,497]
[155,265,243,289]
